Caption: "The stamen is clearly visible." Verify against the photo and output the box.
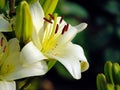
[62,25,67,34]
[48,14,54,20]
[3,46,6,53]
[55,24,59,33]
[43,17,52,24]
[59,16,64,24]
[65,24,69,31]
[1,37,4,46]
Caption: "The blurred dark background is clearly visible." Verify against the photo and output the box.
[42,0,120,90]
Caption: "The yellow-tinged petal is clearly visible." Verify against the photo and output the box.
[8,38,20,52]
[0,81,16,90]
[5,61,48,80]
[46,42,89,79]
[30,1,44,32]
[21,42,47,64]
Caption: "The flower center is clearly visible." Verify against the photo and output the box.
[0,33,13,80]
[41,14,69,53]
[0,34,7,61]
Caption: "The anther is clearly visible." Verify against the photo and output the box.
[65,24,69,31]
[43,17,52,24]
[59,16,64,24]
[62,25,67,34]
[1,37,4,46]
[55,24,59,33]
[48,14,54,20]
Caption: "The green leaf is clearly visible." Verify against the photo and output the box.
[58,1,88,19]
[48,59,57,71]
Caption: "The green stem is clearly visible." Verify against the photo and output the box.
[9,0,15,17]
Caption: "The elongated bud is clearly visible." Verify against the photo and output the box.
[0,0,6,9]
[104,61,114,84]
[96,73,107,90]
[26,0,38,5]
[116,85,120,90]
[15,1,33,43]
[112,63,120,85]
[40,0,58,18]
[106,84,114,90]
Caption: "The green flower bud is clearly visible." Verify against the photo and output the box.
[0,0,6,9]
[112,63,120,85]
[96,73,107,90]
[15,1,33,43]
[115,85,120,90]
[106,84,114,90]
[104,61,114,84]
[26,0,38,5]
[40,0,58,18]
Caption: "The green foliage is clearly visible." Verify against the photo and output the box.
[55,62,74,80]
[97,61,120,90]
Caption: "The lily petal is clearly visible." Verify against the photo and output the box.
[0,16,12,32]
[58,24,78,45]
[21,42,47,64]
[47,42,89,79]
[75,23,87,33]
[0,81,16,90]
[6,61,48,80]
[30,1,44,33]
[32,29,42,50]
[8,38,20,52]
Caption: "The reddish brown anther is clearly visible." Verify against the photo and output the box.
[65,24,69,31]
[48,14,54,20]
[59,16,64,24]
[43,17,52,24]
[61,24,69,34]
[62,25,67,34]
[55,24,59,33]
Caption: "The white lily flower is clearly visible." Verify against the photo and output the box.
[21,1,89,79]
[0,33,47,90]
